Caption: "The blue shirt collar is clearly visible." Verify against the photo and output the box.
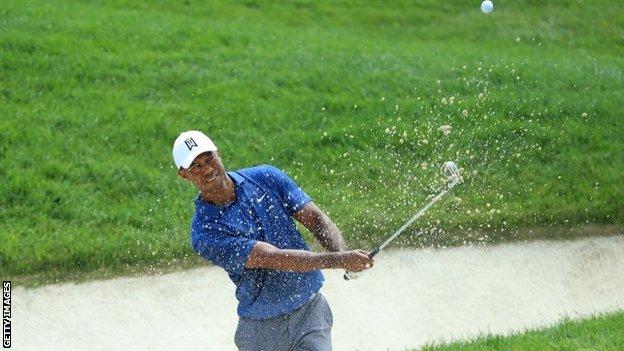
[228,171,246,185]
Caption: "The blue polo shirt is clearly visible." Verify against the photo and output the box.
[190,165,324,319]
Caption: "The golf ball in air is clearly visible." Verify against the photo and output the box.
[481,0,493,13]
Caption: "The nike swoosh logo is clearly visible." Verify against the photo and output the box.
[256,193,267,203]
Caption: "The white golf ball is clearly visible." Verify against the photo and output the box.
[481,0,494,13]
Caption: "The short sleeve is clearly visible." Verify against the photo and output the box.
[262,166,312,215]
[191,222,257,276]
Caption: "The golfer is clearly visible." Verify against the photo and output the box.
[173,130,374,351]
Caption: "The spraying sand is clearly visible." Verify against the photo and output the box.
[13,235,624,351]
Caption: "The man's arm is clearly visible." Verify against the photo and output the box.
[293,202,347,252]
[245,241,372,272]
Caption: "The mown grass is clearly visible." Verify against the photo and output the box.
[1,0,623,280]
[420,311,624,351]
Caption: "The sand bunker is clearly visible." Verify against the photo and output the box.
[13,235,624,350]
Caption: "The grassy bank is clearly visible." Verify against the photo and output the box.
[1,0,623,280]
[420,311,624,350]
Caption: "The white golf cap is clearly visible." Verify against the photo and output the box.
[172,130,217,169]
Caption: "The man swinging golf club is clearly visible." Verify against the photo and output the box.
[173,130,374,351]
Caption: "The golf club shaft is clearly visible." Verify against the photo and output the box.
[344,178,459,280]
[372,178,459,256]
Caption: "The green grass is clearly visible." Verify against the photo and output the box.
[1,0,623,280]
[420,311,624,351]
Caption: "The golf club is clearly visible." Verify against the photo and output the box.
[344,161,462,281]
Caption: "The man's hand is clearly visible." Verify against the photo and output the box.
[338,250,374,272]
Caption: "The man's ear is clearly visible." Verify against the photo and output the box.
[178,168,189,180]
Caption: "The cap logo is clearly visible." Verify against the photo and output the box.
[184,138,198,151]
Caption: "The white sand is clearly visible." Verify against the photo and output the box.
[12,235,624,351]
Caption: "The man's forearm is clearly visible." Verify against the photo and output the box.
[310,215,347,252]
[246,243,345,272]
[269,249,345,272]
[294,203,347,252]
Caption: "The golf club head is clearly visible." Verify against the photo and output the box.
[441,161,461,184]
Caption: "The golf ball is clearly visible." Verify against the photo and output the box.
[481,0,493,13]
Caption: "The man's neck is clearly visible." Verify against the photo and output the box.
[201,176,236,206]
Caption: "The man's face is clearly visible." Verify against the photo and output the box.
[178,151,229,192]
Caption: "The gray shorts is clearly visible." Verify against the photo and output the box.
[234,293,333,351]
